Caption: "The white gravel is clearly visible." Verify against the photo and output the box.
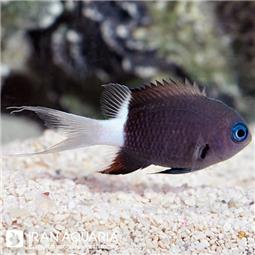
[1,128,255,255]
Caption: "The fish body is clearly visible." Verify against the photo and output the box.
[124,90,245,171]
[8,79,252,175]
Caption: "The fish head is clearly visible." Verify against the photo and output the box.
[192,99,252,170]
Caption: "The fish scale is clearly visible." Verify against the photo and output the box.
[126,107,200,167]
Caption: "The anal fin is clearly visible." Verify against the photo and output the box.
[101,149,149,175]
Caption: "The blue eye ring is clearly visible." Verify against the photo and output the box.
[231,122,248,143]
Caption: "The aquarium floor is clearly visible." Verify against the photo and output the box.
[2,129,255,255]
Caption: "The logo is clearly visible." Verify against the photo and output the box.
[6,230,24,248]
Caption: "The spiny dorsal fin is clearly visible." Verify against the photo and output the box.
[131,78,206,105]
[100,83,131,119]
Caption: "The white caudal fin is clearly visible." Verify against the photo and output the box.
[7,84,131,155]
[6,104,128,155]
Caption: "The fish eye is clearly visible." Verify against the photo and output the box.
[231,122,248,143]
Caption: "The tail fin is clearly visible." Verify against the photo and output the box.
[7,106,124,155]
[7,84,131,156]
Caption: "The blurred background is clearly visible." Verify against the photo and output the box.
[1,1,255,144]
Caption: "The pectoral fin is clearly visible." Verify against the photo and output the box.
[155,168,193,174]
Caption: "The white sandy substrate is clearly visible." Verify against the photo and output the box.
[1,129,255,255]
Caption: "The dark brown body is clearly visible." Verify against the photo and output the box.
[125,97,208,169]
[126,96,232,170]
[102,80,251,174]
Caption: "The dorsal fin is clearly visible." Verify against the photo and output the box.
[100,83,131,119]
[131,78,206,106]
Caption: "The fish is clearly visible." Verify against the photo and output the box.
[8,78,252,175]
